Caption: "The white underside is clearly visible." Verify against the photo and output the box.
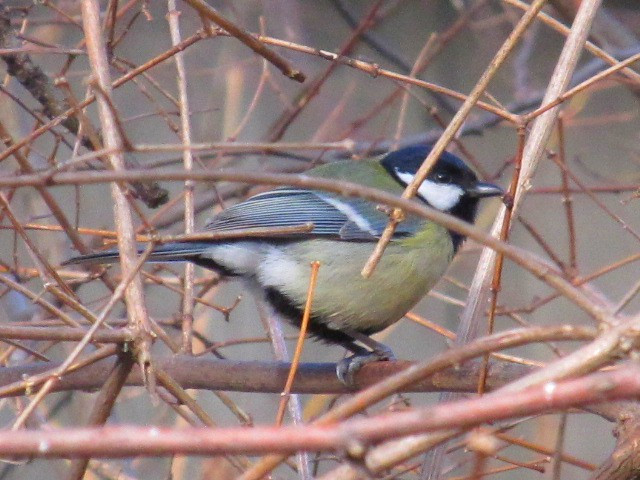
[200,242,303,290]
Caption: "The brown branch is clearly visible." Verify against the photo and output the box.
[154,367,251,473]
[182,0,305,82]
[241,325,596,479]
[451,0,606,396]
[0,357,532,398]
[0,365,639,458]
[0,120,89,256]
[0,6,168,209]
[0,167,612,324]
[549,0,639,57]
[0,325,132,343]
[556,116,578,274]
[267,0,385,141]
[66,350,135,480]
[359,0,547,278]
[222,31,518,122]
[503,0,640,86]
[0,274,81,328]
[477,127,526,395]
[0,192,78,301]
[81,0,153,382]
[167,0,195,355]
[523,52,640,121]
[591,414,640,480]
[548,148,640,242]
[0,325,594,398]
[0,345,118,399]
[0,6,79,135]
[456,0,605,353]
[10,245,153,430]
[0,29,211,209]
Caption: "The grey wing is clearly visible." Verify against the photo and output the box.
[203,188,418,241]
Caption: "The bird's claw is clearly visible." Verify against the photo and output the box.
[336,350,395,389]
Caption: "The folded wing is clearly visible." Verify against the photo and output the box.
[204,188,422,241]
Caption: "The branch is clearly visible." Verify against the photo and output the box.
[0,356,529,397]
[0,6,168,209]
[591,412,640,480]
[0,365,639,458]
[422,1,606,474]
[65,351,134,480]
[0,324,591,399]
[458,0,605,349]
[80,0,153,379]
[360,0,547,277]
[182,0,305,82]
[0,167,613,323]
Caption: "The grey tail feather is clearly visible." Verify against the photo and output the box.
[62,242,212,267]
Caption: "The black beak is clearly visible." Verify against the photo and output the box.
[467,181,504,198]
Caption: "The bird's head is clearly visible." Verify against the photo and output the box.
[381,144,503,219]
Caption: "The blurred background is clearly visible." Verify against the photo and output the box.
[0,0,639,478]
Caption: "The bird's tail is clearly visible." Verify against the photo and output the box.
[62,242,213,267]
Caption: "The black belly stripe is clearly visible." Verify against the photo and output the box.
[192,254,379,354]
[264,287,373,353]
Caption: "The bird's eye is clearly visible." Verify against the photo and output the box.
[434,172,452,183]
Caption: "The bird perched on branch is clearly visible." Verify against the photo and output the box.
[65,145,503,385]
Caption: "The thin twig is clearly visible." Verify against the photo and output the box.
[0,30,208,165]
[2,365,640,458]
[503,0,640,86]
[548,152,640,242]
[360,0,548,278]
[556,116,578,274]
[524,52,640,121]
[65,350,135,480]
[267,0,386,141]
[10,244,153,430]
[276,261,320,425]
[256,298,312,479]
[81,0,153,385]
[551,413,568,480]
[0,168,615,324]
[476,126,525,396]
[427,1,605,474]
[240,325,596,479]
[182,0,305,82]
[154,367,251,473]
[167,0,195,355]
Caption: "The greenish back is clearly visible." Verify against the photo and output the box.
[308,158,405,193]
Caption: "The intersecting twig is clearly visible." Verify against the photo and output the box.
[276,260,320,425]
[421,1,606,475]
[81,0,154,386]
[360,0,548,278]
[182,0,305,82]
[65,350,135,480]
[167,0,195,355]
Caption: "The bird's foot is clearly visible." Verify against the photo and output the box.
[336,347,396,389]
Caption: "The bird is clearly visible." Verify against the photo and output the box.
[64,144,503,385]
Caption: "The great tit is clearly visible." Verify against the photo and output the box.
[65,144,503,383]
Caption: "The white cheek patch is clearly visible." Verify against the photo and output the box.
[418,180,464,211]
[396,172,464,211]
